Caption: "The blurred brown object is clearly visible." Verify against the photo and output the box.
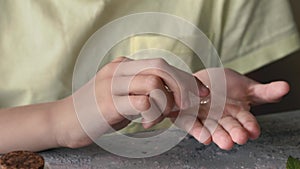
[246,0,300,115]
[0,151,44,169]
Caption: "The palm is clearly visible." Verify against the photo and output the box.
[181,68,290,150]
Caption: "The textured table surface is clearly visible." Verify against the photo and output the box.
[40,110,300,169]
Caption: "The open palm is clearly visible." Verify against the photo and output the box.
[171,68,289,150]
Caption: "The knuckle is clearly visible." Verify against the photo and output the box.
[145,75,162,89]
[152,58,168,69]
[101,62,116,74]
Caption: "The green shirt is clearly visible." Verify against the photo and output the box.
[0,0,299,110]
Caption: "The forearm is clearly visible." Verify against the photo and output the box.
[0,101,61,153]
[0,97,92,154]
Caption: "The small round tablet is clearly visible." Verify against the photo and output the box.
[0,151,44,169]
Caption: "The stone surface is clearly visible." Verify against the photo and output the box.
[40,110,300,169]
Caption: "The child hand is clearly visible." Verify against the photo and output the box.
[169,68,289,150]
[59,57,209,148]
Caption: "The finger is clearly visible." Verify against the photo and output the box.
[113,95,150,116]
[142,95,171,128]
[212,126,234,150]
[204,119,234,150]
[141,97,163,124]
[236,110,260,140]
[223,104,260,140]
[112,75,175,115]
[112,75,167,95]
[249,81,290,105]
[114,58,209,109]
[148,86,174,117]
[218,116,249,145]
[172,115,212,144]
[115,95,166,128]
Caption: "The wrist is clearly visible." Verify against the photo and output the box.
[51,97,93,149]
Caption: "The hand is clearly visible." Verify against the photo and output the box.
[58,57,209,148]
[95,57,209,129]
[169,68,289,150]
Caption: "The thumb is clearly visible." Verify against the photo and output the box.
[250,81,290,105]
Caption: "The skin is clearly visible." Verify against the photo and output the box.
[0,57,289,153]
[177,68,289,150]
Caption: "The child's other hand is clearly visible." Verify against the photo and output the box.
[169,68,289,150]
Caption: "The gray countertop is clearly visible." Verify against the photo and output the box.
[40,110,300,169]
